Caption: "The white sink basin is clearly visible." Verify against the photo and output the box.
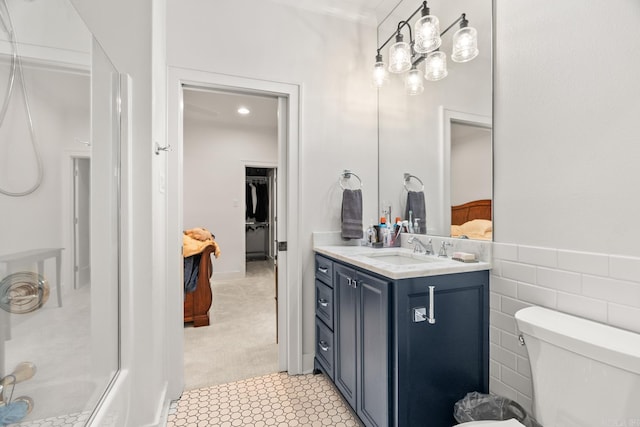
[364,252,444,265]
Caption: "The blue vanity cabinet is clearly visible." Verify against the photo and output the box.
[334,262,391,427]
[394,270,489,427]
[314,255,335,380]
[314,252,488,427]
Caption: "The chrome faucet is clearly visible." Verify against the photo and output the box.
[425,238,433,255]
[407,236,433,255]
[438,241,452,257]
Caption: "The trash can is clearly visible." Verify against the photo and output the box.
[453,392,542,427]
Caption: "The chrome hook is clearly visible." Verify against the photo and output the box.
[155,142,170,155]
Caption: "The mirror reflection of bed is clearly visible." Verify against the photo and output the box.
[451,199,492,240]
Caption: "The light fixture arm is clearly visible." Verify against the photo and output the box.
[376,1,427,53]
[440,13,467,37]
[372,1,477,93]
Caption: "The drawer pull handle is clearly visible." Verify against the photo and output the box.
[318,298,329,307]
[319,340,330,352]
[347,277,357,288]
[318,267,328,274]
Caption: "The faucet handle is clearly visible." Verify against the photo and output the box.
[438,241,452,257]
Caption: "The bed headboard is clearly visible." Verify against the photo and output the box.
[451,199,492,226]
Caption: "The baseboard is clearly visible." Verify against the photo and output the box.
[302,353,315,374]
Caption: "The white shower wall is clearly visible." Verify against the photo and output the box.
[0,66,89,298]
[0,0,91,67]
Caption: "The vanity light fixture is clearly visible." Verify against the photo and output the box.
[405,65,424,95]
[373,1,479,94]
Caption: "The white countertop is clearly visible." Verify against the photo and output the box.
[314,245,491,280]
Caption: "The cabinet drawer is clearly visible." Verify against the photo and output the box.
[315,255,333,286]
[315,318,334,380]
[315,280,334,329]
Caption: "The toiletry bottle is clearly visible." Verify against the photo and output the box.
[365,224,375,246]
[378,217,387,246]
[393,217,402,246]
[414,218,420,234]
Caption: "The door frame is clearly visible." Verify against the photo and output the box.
[166,67,301,399]
[62,149,91,295]
[73,157,91,289]
[439,107,492,235]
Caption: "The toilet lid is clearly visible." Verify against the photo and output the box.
[456,419,525,427]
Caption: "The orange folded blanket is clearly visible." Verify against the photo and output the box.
[183,227,221,258]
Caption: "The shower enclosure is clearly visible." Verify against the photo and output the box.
[0,0,121,424]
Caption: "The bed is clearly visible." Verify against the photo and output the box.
[184,244,215,327]
[183,228,221,327]
[451,199,492,240]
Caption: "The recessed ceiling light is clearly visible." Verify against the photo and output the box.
[237,106,250,115]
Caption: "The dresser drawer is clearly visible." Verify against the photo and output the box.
[315,318,334,380]
[315,280,334,329]
[315,255,333,286]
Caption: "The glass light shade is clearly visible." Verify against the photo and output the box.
[388,41,412,73]
[405,67,424,95]
[451,26,479,63]
[424,51,448,81]
[372,60,388,87]
[414,15,441,54]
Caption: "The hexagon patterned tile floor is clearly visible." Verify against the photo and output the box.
[167,372,362,427]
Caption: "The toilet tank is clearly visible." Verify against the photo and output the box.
[515,307,640,427]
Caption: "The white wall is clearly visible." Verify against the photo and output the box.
[183,116,277,277]
[491,0,640,414]
[167,0,379,363]
[377,0,492,236]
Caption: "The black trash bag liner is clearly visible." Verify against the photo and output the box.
[453,392,542,427]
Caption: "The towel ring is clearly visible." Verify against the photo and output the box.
[403,173,424,191]
[340,169,363,190]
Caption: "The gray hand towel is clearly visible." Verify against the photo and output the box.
[341,189,363,240]
[405,191,426,233]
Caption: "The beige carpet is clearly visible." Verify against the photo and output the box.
[183,260,279,390]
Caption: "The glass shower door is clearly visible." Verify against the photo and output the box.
[0,0,121,425]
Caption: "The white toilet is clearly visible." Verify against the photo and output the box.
[457,306,640,427]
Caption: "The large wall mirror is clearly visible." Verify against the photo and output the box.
[377,0,492,240]
[0,0,122,424]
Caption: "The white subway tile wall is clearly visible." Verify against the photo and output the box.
[490,243,640,413]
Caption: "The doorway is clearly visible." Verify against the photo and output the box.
[440,107,492,233]
[245,166,277,262]
[166,68,301,400]
[181,88,279,389]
